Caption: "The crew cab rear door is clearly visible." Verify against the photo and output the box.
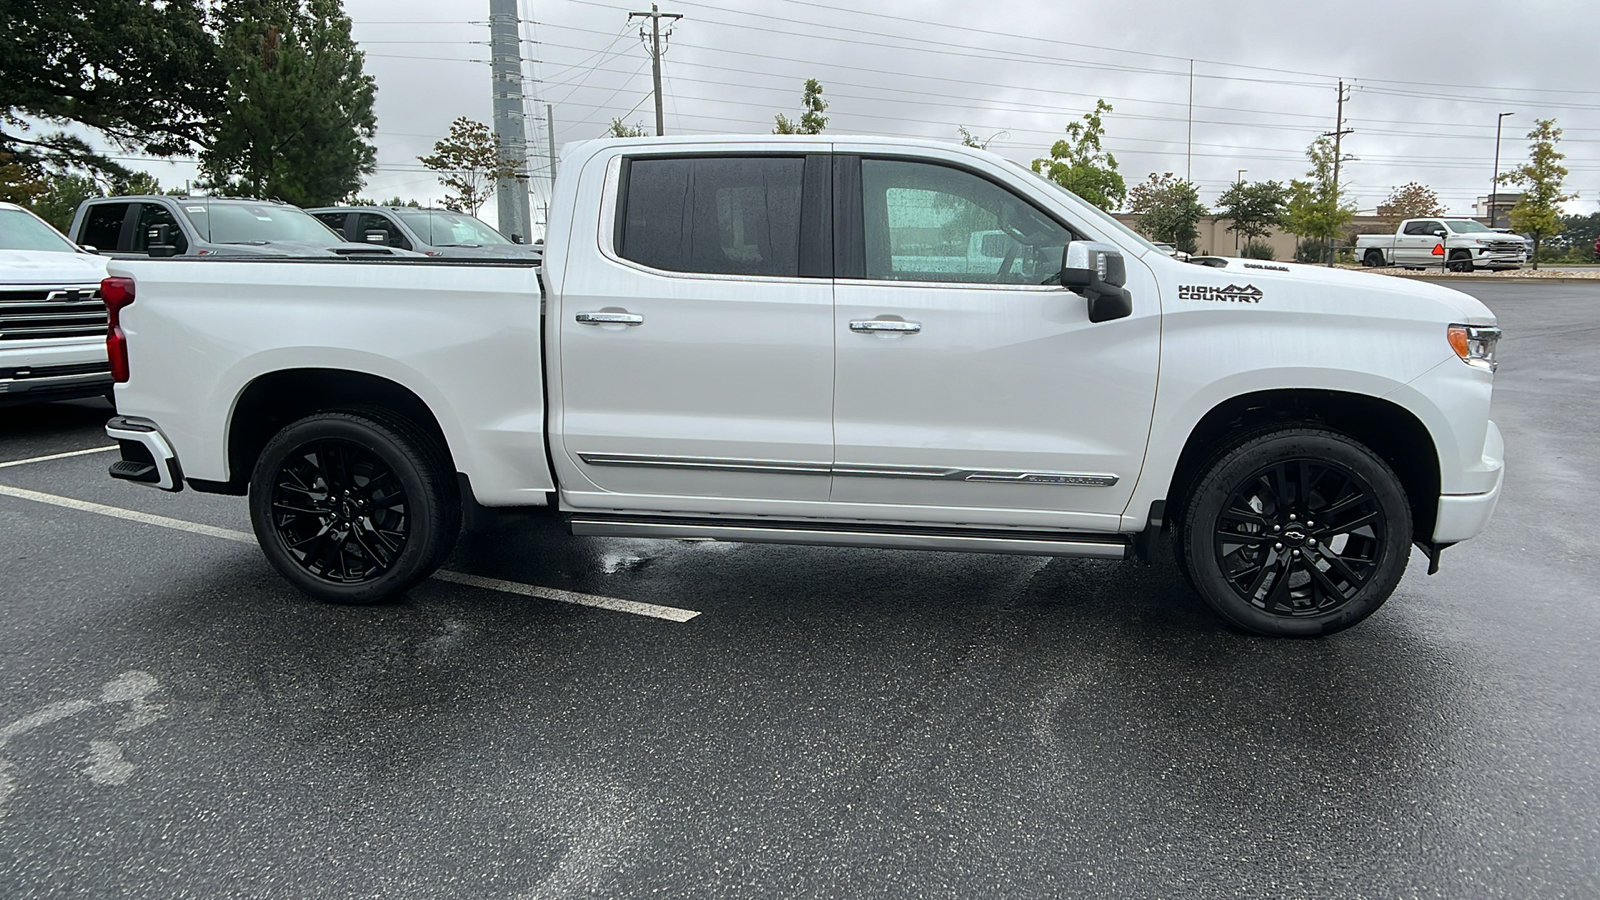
[827,152,1160,530]
[552,146,836,507]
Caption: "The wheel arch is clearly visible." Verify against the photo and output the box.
[210,368,455,495]
[1163,389,1441,544]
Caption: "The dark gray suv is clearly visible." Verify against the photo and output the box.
[308,207,542,261]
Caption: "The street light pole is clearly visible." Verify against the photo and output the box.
[1491,112,1513,228]
[1234,169,1247,253]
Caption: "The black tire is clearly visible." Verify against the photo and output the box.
[249,411,460,604]
[1447,251,1474,273]
[1362,249,1384,268]
[1177,428,1411,637]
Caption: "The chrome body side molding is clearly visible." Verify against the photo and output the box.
[577,453,1118,487]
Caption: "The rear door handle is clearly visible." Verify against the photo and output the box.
[850,319,921,334]
[575,311,644,326]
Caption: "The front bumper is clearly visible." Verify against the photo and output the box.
[1433,419,1504,543]
[1473,249,1527,269]
[106,416,183,491]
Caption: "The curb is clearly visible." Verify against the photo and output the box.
[1390,274,1600,285]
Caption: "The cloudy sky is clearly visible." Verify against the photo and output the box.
[130,0,1600,231]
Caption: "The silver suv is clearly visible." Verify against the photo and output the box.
[308,206,542,260]
[68,196,422,259]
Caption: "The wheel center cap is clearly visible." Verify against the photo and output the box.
[1281,525,1309,546]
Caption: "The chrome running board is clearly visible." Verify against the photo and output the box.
[566,514,1128,560]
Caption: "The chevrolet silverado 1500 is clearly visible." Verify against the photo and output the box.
[98,136,1504,637]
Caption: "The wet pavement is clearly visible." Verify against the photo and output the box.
[0,282,1595,898]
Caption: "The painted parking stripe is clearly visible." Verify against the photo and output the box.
[0,483,700,623]
[0,445,118,470]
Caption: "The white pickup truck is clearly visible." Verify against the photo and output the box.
[98,136,1504,637]
[1356,217,1528,272]
[1,202,112,406]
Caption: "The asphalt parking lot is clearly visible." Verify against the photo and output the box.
[1,282,1596,899]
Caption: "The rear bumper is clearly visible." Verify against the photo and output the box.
[1432,420,1504,543]
[106,416,183,491]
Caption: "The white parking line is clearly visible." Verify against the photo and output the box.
[0,482,700,623]
[0,445,118,470]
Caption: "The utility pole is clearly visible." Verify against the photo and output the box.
[1234,168,1246,254]
[1322,79,1354,266]
[489,0,532,242]
[629,4,682,137]
[546,102,558,188]
[1490,111,1514,228]
[1186,59,1194,183]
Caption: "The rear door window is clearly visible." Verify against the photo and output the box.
[80,203,132,251]
[617,156,804,277]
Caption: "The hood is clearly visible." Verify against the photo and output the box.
[1170,256,1495,325]
[0,249,111,284]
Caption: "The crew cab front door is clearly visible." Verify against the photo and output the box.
[556,151,836,507]
[829,155,1160,531]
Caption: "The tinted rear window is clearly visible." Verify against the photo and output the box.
[618,156,803,277]
[81,203,130,250]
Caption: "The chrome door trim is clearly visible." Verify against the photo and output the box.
[577,453,1117,486]
[578,452,831,475]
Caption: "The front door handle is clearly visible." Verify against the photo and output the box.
[576,311,644,326]
[850,319,921,334]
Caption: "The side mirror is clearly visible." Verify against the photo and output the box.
[365,230,388,244]
[1060,241,1133,323]
[78,244,100,255]
[510,233,526,245]
[146,224,179,258]
[1431,228,1447,238]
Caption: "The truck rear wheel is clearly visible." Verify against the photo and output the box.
[1362,249,1384,267]
[249,411,460,605]
[1178,428,1411,637]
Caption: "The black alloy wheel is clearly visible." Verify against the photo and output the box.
[1448,252,1474,273]
[269,439,409,584]
[1182,428,1411,637]
[1363,249,1384,267]
[1213,459,1383,617]
[250,412,459,604]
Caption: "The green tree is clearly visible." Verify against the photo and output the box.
[605,118,648,138]
[957,126,1006,150]
[1280,136,1355,264]
[200,0,377,206]
[1127,172,1207,254]
[30,173,103,232]
[418,117,517,216]
[1549,211,1600,261]
[0,152,47,206]
[1376,181,1447,225]
[0,0,224,177]
[1499,119,1572,270]
[773,78,828,135]
[1031,100,1125,212]
[1214,179,1289,246]
[111,171,164,196]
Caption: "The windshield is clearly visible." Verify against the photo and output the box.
[1008,160,1162,254]
[0,208,80,252]
[396,210,512,246]
[179,203,341,244]
[1444,220,1492,233]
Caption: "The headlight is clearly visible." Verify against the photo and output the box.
[1448,324,1500,372]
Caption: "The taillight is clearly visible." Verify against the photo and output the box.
[102,276,135,383]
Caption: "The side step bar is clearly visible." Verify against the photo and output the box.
[567,514,1128,560]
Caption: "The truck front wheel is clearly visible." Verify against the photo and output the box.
[249,412,460,604]
[1447,251,1474,273]
[1178,428,1411,637]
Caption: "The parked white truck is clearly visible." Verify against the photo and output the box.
[1357,217,1528,272]
[98,136,1504,637]
[0,202,111,406]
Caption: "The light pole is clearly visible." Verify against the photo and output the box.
[1490,112,1513,228]
[1234,169,1247,253]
